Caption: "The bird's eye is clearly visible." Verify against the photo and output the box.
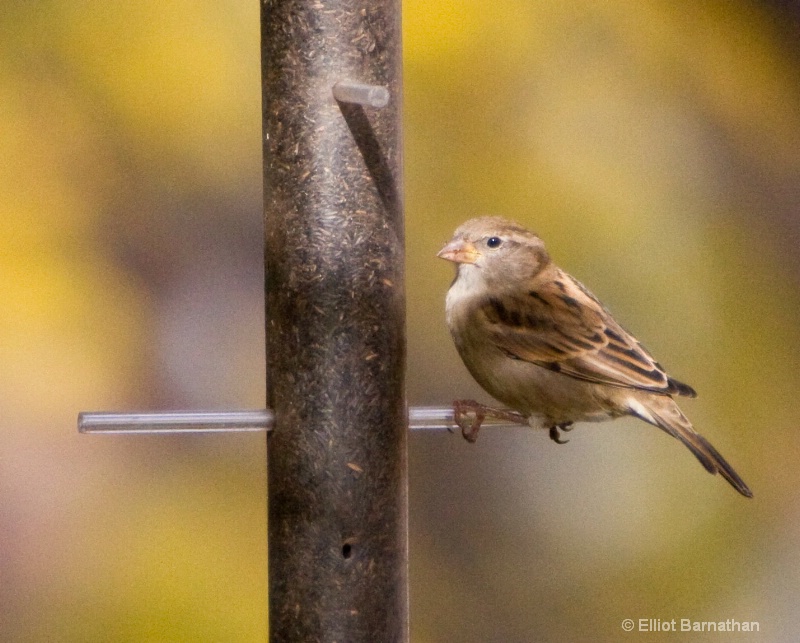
[486,236,502,248]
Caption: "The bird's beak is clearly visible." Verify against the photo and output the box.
[437,240,480,264]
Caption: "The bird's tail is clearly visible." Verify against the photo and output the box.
[627,396,753,498]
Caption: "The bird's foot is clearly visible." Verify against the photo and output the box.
[452,400,527,443]
[549,421,574,444]
[453,399,485,443]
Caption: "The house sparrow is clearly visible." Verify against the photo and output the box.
[438,216,752,498]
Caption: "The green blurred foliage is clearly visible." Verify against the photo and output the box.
[2,0,800,641]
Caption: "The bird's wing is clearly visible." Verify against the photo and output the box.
[479,272,696,397]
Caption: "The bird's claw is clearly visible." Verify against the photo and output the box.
[549,422,574,444]
[453,399,485,443]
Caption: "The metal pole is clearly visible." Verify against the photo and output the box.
[261,0,406,641]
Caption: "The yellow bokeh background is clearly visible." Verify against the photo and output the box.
[2,1,799,640]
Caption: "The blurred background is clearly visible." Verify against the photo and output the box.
[2,0,799,640]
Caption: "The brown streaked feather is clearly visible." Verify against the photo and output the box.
[635,397,753,497]
[480,271,696,397]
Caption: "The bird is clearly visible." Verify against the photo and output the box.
[437,215,752,498]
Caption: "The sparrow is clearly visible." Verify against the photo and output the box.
[438,216,752,498]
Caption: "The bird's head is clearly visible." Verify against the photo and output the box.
[437,216,551,284]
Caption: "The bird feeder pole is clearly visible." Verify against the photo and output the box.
[261,0,407,640]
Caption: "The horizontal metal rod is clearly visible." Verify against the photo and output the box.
[332,81,390,108]
[77,407,528,434]
[77,410,273,434]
